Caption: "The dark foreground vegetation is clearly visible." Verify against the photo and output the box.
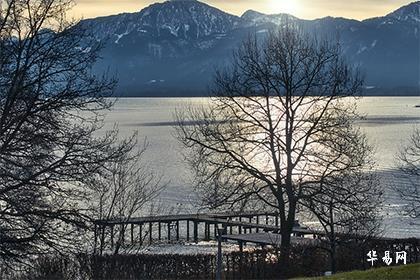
[5,237,418,280]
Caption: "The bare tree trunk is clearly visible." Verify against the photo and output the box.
[279,200,296,276]
[329,201,336,273]
[330,243,337,274]
[175,26,366,270]
[114,225,126,255]
[99,226,106,256]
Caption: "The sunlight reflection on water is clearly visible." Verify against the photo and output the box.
[101,96,420,237]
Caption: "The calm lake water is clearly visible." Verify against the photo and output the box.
[102,97,420,238]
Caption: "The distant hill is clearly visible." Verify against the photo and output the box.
[77,0,420,96]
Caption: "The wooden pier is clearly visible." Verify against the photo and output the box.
[93,212,420,255]
[93,212,309,253]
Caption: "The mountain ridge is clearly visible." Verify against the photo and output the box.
[78,0,420,96]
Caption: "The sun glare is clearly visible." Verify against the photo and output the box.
[269,0,300,15]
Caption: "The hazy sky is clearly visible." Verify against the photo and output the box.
[70,0,414,20]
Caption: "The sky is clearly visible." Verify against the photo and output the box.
[70,0,414,21]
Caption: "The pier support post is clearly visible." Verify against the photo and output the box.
[214,223,217,239]
[168,222,171,241]
[139,223,143,246]
[110,225,114,248]
[131,224,134,244]
[256,216,260,233]
[158,222,161,241]
[121,224,125,246]
[176,221,180,241]
[186,220,190,241]
[149,222,152,244]
[204,222,210,241]
[194,221,198,243]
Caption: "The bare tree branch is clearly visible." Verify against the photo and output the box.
[175,26,372,272]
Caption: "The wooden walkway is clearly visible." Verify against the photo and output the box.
[94,212,292,252]
[92,212,412,254]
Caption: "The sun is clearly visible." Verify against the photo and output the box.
[268,0,300,15]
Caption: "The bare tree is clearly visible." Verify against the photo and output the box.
[91,139,163,255]
[176,27,366,269]
[0,0,134,265]
[302,160,383,273]
[395,128,420,218]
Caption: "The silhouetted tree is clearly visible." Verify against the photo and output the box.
[0,0,133,265]
[302,164,382,273]
[91,139,163,255]
[176,27,367,271]
[395,128,420,218]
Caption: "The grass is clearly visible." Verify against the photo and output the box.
[295,263,420,280]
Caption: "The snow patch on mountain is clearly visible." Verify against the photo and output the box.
[75,46,92,53]
[357,45,368,55]
[115,31,129,43]
[257,29,268,33]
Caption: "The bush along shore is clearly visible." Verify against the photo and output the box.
[8,237,419,280]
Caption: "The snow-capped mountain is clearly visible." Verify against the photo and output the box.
[386,1,420,23]
[80,0,242,43]
[78,0,420,96]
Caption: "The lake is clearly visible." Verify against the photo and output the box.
[102,97,420,238]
